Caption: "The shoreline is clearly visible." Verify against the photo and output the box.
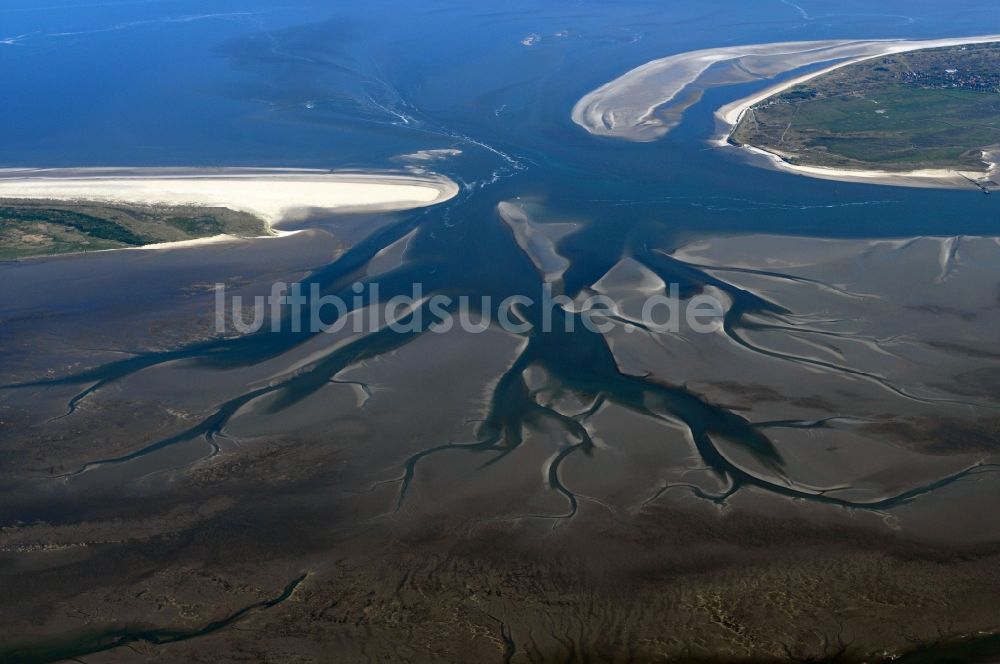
[0,168,460,236]
[713,36,1000,190]
[732,145,998,191]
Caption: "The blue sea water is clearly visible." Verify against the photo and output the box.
[2,0,1000,238]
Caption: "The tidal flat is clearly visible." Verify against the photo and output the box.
[3,219,1000,662]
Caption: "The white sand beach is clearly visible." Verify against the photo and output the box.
[0,167,460,229]
[736,145,997,191]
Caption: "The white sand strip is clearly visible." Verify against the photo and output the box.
[0,167,460,229]
[736,145,996,190]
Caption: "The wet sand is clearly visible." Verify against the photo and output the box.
[3,213,1000,661]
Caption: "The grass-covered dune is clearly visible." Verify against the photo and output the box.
[0,200,267,259]
[0,199,268,259]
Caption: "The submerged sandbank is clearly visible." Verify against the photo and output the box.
[0,167,460,229]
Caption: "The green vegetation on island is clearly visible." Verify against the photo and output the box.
[730,42,1000,174]
[0,200,269,259]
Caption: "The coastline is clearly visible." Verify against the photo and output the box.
[713,36,1000,190]
[0,168,460,239]
[732,145,998,191]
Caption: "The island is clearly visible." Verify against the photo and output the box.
[0,168,460,259]
[728,42,1000,190]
